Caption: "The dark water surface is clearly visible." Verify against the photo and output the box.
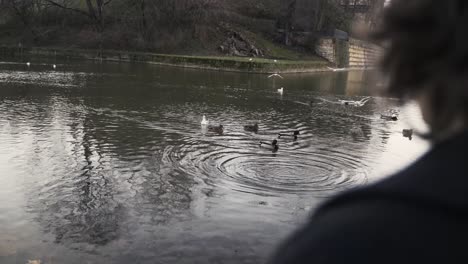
[0,60,428,263]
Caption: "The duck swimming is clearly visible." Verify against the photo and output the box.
[403,129,413,140]
[201,115,209,126]
[207,124,223,134]
[244,123,259,133]
[260,139,279,152]
[350,126,364,137]
[381,114,398,121]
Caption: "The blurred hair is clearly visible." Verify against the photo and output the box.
[371,0,468,140]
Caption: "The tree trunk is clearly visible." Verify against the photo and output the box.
[284,0,296,46]
[140,0,148,40]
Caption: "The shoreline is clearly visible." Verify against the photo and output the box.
[0,46,370,74]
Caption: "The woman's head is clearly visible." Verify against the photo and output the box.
[372,0,468,140]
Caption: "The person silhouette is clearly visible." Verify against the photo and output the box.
[270,1,468,263]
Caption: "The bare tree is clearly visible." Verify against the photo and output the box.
[284,0,296,45]
[43,0,113,32]
[4,0,41,41]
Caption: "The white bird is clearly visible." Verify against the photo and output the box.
[26,62,30,67]
[327,66,346,72]
[274,60,277,63]
[339,97,371,107]
[201,115,209,126]
[249,58,253,61]
[53,64,56,69]
[268,73,283,79]
[277,87,284,95]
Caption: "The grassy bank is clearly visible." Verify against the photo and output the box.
[0,46,331,74]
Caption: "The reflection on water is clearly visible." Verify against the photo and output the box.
[0,60,428,263]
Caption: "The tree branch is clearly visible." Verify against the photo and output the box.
[44,0,91,18]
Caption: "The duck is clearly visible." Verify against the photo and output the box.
[350,126,364,137]
[53,64,56,69]
[201,115,209,126]
[207,124,223,134]
[26,62,30,67]
[244,123,259,133]
[403,129,413,139]
[278,130,300,140]
[380,113,398,121]
[277,87,284,95]
[249,58,253,61]
[260,139,279,152]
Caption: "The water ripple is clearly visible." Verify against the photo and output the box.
[161,137,368,197]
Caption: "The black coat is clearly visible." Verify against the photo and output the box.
[270,131,468,264]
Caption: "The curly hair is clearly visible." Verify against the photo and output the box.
[372,0,468,140]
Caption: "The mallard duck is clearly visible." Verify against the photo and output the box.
[244,123,259,133]
[260,139,279,152]
[381,114,398,121]
[201,115,209,126]
[208,124,223,134]
[277,87,284,95]
[350,126,364,137]
[403,129,413,140]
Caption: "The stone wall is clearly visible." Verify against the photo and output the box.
[315,37,381,68]
[348,38,381,68]
[0,46,330,74]
[315,38,336,64]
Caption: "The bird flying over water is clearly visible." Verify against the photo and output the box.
[268,73,283,79]
[339,97,371,107]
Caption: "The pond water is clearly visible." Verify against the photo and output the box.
[0,60,429,263]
